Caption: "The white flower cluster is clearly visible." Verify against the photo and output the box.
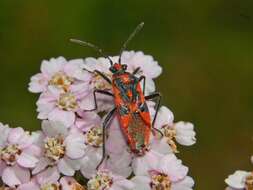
[0,51,196,190]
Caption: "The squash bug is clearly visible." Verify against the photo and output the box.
[71,22,162,168]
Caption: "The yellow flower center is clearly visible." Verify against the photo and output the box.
[163,125,178,153]
[85,126,103,147]
[68,181,86,190]
[92,72,111,90]
[246,173,253,190]
[57,92,78,111]
[0,144,22,166]
[150,173,172,190]
[44,137,65,161]
[87,171,113,190]
[49,72,74,92]
[41,183,60,190]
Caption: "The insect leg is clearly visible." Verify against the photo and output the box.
[145,92,163,138]
[138,75,146,96]
[94,70,112,85]
[96,107,117,170]
[83,69,113,111]
[83,89,114,111]
[132,67,141,75]
[138,75,163,137]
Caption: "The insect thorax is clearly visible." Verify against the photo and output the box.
[112,73,139,104]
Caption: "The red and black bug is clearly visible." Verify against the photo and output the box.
[71,22,162,168]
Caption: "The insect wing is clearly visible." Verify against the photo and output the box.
[112,74,152,155]
[117,82,151,154]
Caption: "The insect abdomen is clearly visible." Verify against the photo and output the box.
[112,73,151,155]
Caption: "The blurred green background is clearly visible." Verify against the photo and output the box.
[1,0,253,189]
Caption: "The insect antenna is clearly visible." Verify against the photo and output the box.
[118,22,145,64]
[70,39,114,66]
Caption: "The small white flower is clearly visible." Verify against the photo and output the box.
[36,89,83,127]
[225,170,253,190]
[29,57,91,94]
[131,154,194,190]
[154,106,196,153]
[173,121,196,146]
[0,125,39,187]
[32,121,85,179]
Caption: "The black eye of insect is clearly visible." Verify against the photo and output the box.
[122,64,127,71]
[109,66,117,73]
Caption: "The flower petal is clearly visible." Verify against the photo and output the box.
[58,158,75,176]
[41,57,66,76]
[65,133,85,159]
[0,123,10,147]
[106,150,132,178]
[121,51,162,79]
[2,166,30,187]
[48,109,75,128]
[132,150,162,176]
[155,106,174,129]
[75,112,101,132]
[0,160,6,176]
[80,151,102,179]
[150,137,173,155]
[225,170,249,189]
[174,122,196,146]
[42,120,68,137]
[32,158,50,174]
[36,166,60,185]
[158,154,188,182]
[8,127,31,148]
[18,180,40,190]
[28,73,47,93]
[131,176,151,190]
[17,152,38,168]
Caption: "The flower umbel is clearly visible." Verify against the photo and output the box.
[1,50,196,189]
